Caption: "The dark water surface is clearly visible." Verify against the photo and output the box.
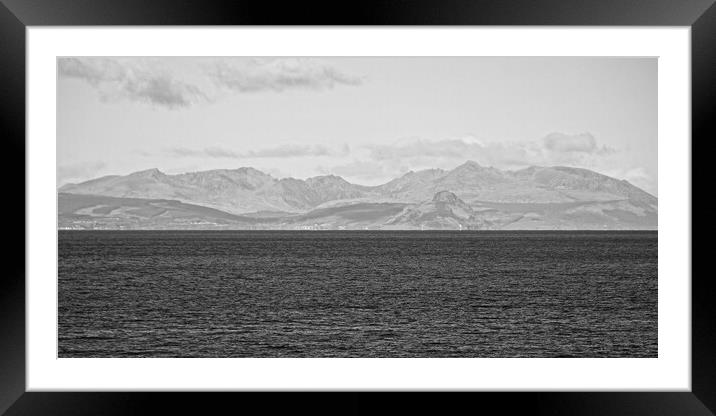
[58,231,657,357]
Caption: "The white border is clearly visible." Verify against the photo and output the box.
[27,27,691,391]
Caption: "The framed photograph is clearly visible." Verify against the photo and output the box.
[4,0,710,414]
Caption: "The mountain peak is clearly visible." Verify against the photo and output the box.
[307,174,346,183]
[129,168,165,178]
[235,166,260,172]
[233,166,272,177]
[455,160,484,170]
[400,168,446,178]
[432,190,460,204]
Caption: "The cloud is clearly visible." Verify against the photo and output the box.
[57,161,107,186]
[58,58,208,109]
[321,160,390,181]
[369,136,487,161]
[542,132,614,154]
[366,136,530,170]
[342,132,659,192]
[244,144,333,158]
[208,58,363,93]
[161,147,238,158]
[58,57,125,85]
[59,57,364,109]
[366,132,619,169]
[147,143,349,160]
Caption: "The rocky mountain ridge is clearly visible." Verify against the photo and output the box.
[60,161,656,212]
[59,161,657,230]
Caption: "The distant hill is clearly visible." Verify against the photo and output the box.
[58,193,261,229]
[59,167,376,215]
[386,191,489,230]
[59,161,657,230]
[376,161,657,207]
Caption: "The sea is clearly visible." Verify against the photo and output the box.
[58,230,657,358]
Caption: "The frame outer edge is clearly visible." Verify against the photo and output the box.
[691,1,716,414]
[0,1,27,415]
[0,0,715,25]
[3,0,712,414]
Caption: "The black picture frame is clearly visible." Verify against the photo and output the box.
[2,0,710,414]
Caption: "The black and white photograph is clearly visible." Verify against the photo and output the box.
[57,56,658,358]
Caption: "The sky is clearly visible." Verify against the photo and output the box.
[57,57,658,195]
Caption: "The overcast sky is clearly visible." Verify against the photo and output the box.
[57,57,657,195]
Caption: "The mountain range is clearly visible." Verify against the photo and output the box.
[58,161,657,230]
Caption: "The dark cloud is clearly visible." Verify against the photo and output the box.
[209,58,363,93]
[58,58,364,109]
[58,58,207,109]
[121,76,206,108]
[58,58,124,85]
